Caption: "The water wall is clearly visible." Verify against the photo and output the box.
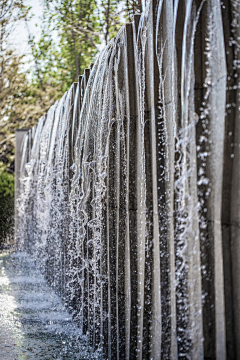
[15,0,240,359]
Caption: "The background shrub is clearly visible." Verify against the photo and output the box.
[0,171,14,245]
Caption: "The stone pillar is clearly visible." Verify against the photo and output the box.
[14,129,29,248]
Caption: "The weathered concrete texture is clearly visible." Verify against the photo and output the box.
[229,0,240,359]
[221,1,240,359]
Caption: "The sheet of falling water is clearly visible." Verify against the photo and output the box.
[0,252,97,360]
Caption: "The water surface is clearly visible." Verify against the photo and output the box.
[0,252,97,360]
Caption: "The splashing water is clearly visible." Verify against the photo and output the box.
[15,1,240,359]
[0,252,98,359]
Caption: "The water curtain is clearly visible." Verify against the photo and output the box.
[15,0,240,359]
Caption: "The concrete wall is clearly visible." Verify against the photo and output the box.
[15,1,240,359]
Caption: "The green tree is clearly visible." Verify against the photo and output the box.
[0,0,31,173]
[0,0,144,245]
[124,0,142,21]
[42,0,101,82]
[39,0,140,82]
[0,170,14,245]
[97,0,122,44]
[27,0,143,97]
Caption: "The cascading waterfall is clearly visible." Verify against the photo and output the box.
[15,0,240,359]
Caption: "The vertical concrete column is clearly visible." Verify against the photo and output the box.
[221,1,237,358]
[205,2,227,359]
[195,0,227,358]
[64,83,77,314]
[179,1,203,358]
[124,22,136,360]
[145,0,161,357]
[157,0,178,358]
[230,1,240,359]
[83,69,90,92]
[114,33,130,358]
[81,69,91,341]
[15,129,29,248]
[132,14,146,360]
[106,61,117,358]
[114,64,121,359]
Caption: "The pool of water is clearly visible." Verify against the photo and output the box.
[0,252,97,360]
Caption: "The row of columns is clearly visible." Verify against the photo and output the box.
[15,1,240,358]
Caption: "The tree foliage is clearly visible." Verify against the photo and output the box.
[0,170,14,245]
[0,0,144,174]
[39,0,142,84]
[0,0,30,173]
[0,0,143,242]
[44,0,101,81]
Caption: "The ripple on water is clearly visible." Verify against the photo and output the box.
[0,252,98,360]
